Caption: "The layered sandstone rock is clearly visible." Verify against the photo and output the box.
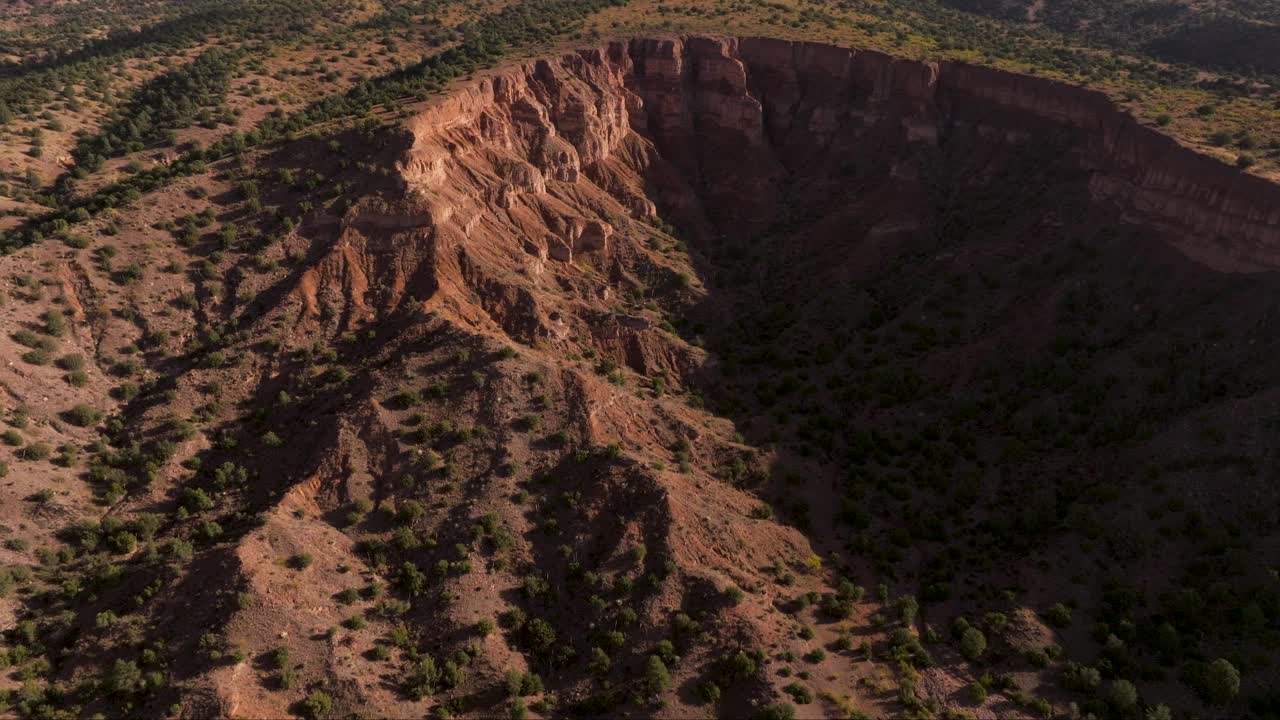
[936,62,1280,270]
[392,36,1280,277]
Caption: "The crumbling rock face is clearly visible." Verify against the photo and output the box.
[494,159,546,208]
[288,33,1280,454]
[394,35,1280,273]
[569,218,612,253]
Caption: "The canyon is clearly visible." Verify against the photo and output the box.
[2,33,1279,720]
[228,34,1280,717]
[393,35,1280,282]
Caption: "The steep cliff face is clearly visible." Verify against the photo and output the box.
[395,35,1280,273]
[936,62,1280,271]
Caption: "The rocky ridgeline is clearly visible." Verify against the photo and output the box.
[395,35,1280,272]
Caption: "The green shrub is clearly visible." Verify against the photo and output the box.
[168,539,194,561]
[66,404,103,427]
[969,681,988,703]
[1063,662,1101,691]
[983,612,1008,634]
[1108,679,1138,711]
[1203,658,1240,706]
[19,442,51,461]
[397,562,426,596]
[504,670,525,696]
[645,655,672,694]
[441,659,465,689]
[897,596,920,627]
[108,659,144,695]
[397,500,425,524]
[698,680,722,703]
[755,703,796,720]
[112,359,140,377]
[301,690,332,719]
[181,487,216,512]
[44,309,66,337]
[113,382,140,401]
[960,627,987,660]
[109,531,137,553]
[784,682,813,704]
[404,656,441,700]
[1044,603,1072,628]
[587,647,610,675]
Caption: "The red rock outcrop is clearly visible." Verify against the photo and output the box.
[393,35,1280,272]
